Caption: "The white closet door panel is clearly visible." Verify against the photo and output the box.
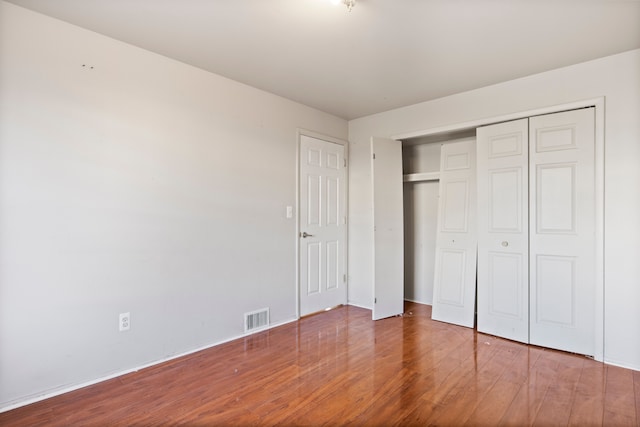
[529,108,596,356]
[441,180,470,232]
[489,168,523,232]
[437,249,466,305]
[477,119,529,343]
[487,252,525,318]
[431,140,477,328]
[372,137,404,320]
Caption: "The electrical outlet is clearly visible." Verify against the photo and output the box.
[119,312,130,332]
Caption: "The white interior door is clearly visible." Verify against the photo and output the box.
[529,108,595,355]
[477,119,529,343]
[299,135,347,316]
[431,140,478,328]
[371,137,404,320]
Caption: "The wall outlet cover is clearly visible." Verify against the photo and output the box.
[119,312,130,332]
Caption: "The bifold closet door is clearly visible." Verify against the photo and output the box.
[529,108,595,356]
[477,109,596,356]
[431,140,477,328]
[371,137,404,320]
[476,119,530,343]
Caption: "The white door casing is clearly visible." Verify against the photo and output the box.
[371,137,404,320]
[529,108,596,355]
[431,140,478,328]
[299,134,347,316]
[476,119,530,343]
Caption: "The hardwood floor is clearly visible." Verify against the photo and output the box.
[1,302,638,426]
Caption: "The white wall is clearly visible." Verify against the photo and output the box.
[403,179,438,305]
[348,49,640,371]
[0,2,347,409]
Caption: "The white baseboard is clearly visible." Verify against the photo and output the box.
[346,301,372,310]
[603,357,640,372]
[0,317,298,413]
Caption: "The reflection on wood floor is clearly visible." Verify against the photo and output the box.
[1,301,638,426]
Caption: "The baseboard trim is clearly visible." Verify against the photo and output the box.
[603,357,640,372]
[346,301,372,310]
[0,317,298,413]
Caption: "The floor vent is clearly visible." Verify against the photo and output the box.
[244,308,269,334]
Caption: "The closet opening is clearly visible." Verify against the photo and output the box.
[401,128,476,308]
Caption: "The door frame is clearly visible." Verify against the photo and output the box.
[390,97,605,362]
[296,129,349,318]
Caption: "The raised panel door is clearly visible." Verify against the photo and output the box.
[477,119,529,343]
[529,108,595,355]
[431,140,477,328]
[299,135,347,316]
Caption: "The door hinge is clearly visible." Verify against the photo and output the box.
[344,158,347,167]
[374,298,377,304]
[373,153,376,160]
[343,274,347,283]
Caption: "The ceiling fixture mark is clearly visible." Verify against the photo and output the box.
[331,0,355,12]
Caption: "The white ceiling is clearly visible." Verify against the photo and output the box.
[7,0,640,120]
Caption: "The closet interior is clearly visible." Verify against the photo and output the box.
[401,129,475,307]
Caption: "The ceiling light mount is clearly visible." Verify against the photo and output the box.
[331,0,355,12]
[343,0,355,12]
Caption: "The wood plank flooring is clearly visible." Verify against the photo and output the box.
[1,302,639,426]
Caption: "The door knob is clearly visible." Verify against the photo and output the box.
[501,241,509,247]
[301,231,314,238]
